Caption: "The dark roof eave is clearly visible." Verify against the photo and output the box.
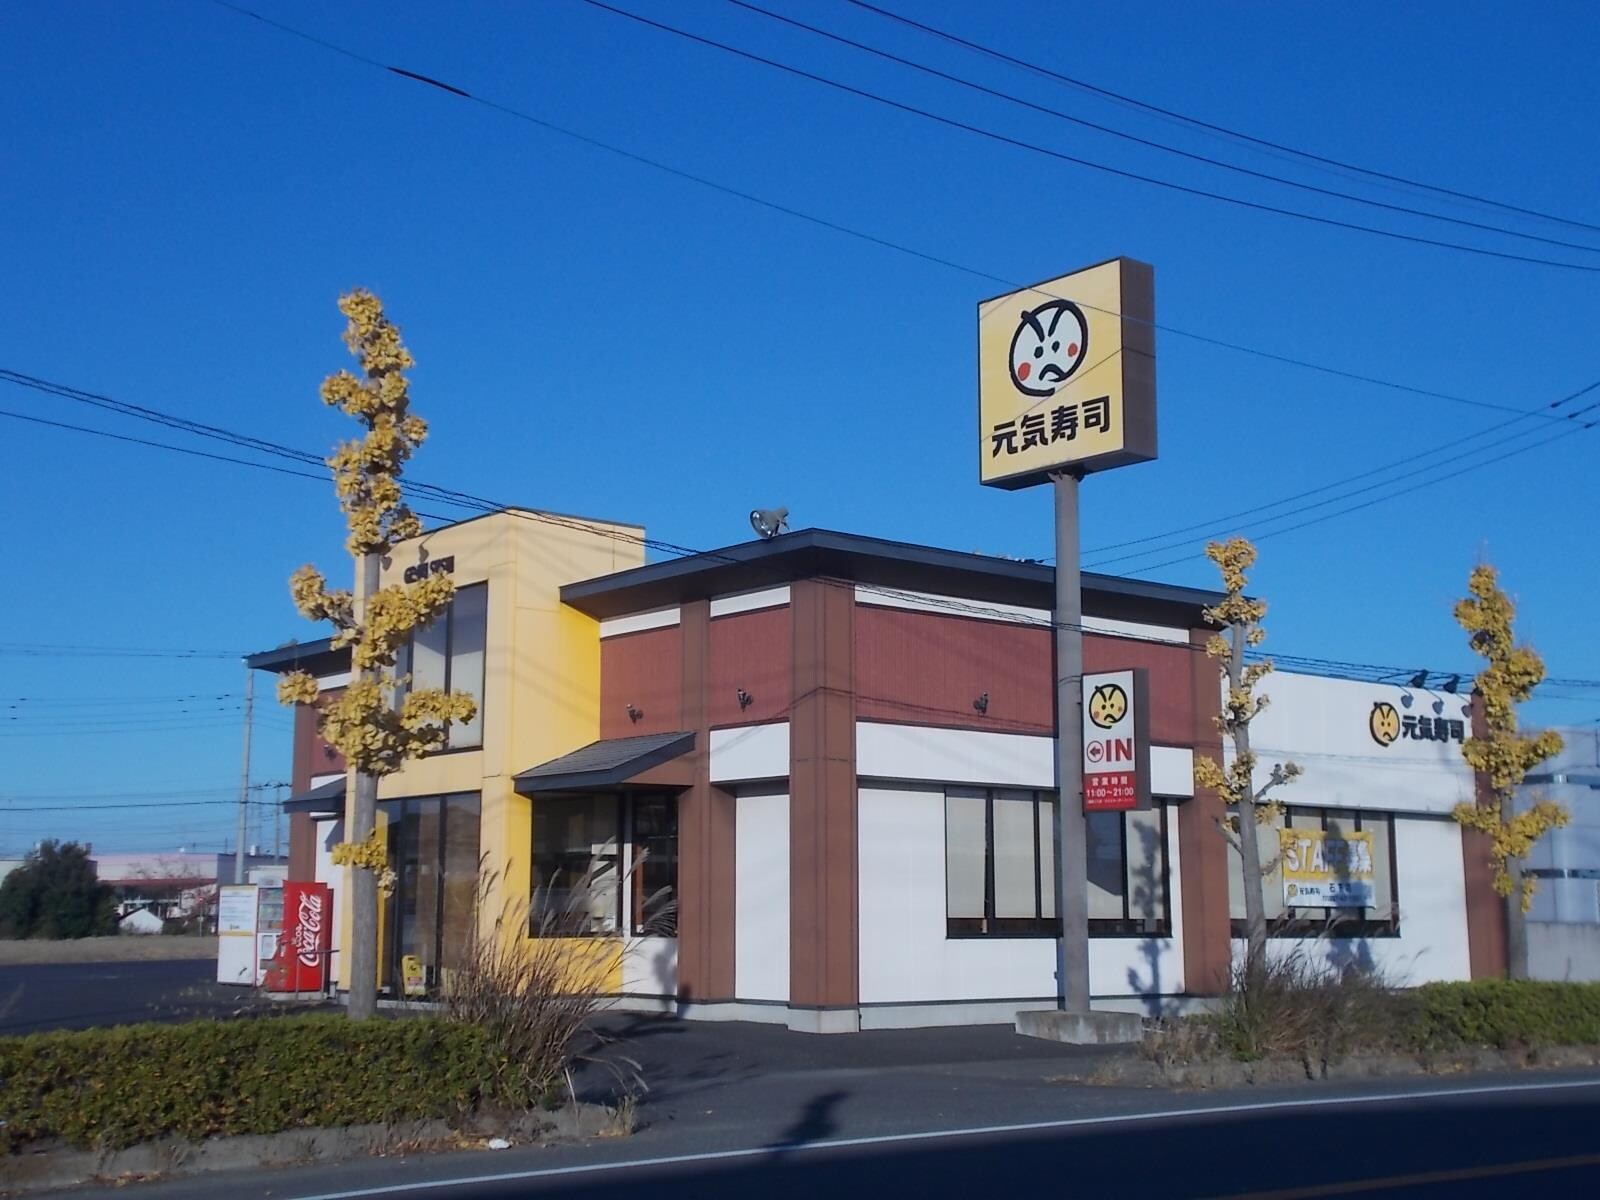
[514,731,695,794]
[246,637,348,676]
[560,527,1223,622]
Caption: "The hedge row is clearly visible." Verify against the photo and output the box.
[1405,981,1600,1051]
[0,1015,521,1152]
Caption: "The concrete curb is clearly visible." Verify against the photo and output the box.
[0,1103,621,1194]
[1070,1044,1600,1089]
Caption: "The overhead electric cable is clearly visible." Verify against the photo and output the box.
[726,0,1600,255]
[575,0,1600,273]
[197,2,1579,420]
[844,0,1600,236]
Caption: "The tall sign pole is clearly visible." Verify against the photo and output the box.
[978,257,1157,1028]
[233,667,254,884]
[1052,468,1089,1011]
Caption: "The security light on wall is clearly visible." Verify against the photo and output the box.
[749,507,789,539]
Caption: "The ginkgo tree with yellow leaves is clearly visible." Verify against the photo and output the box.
[278,290,476,1019]
[1192,537,1302,980]
[1450,562,1565,981]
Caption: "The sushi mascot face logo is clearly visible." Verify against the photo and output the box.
[1009,299,1089,398]
[1369,701,1401,747]
[1088,682,1128,729]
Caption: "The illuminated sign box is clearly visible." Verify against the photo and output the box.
[978,257,1156,489]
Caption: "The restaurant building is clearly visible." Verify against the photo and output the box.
[249,508,1507,1031]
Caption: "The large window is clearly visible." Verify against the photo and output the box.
[946,789,1171,938]
[1088,805,1171,936]
[380,792,481,993]
[530,793,678,937]
[395,582,487,750]
[1227,806,1399,938]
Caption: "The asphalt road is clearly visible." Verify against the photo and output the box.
[0,957,267,1035]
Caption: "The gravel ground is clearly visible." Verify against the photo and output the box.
[0,935,218,964]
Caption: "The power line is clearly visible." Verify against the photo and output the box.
[7,363,1594,689]
[1083,377,1600,559]
[0,641,244,659]
[725,0,1600,256]
[844,0,1600,237]
[196,3,1575,423]
[1085,395,1600,570]
[1121,416,1598,576]
[576,0,1600,274]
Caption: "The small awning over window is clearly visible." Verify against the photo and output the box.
[515,731,695,794]
[283,777,345,815]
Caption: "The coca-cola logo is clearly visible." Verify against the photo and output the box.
[292,891,324,969]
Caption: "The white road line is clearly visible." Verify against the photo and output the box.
[288,1075,1600,1200]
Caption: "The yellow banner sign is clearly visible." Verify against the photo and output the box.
[978,258,1156,489]
[1279,828,1376,908]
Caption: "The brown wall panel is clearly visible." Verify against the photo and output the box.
[288,810,316,882]
[292,690,347,795]
[1177,629,1230,995]
[854,606,1053,733]
[790,580,858,1013]
[672,600,736,1003]
[708,607,792,727]
[599,626,683,740]
[1083,635,1203,747]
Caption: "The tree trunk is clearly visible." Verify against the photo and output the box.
[346,551,381,1020]
[1495,791,1530,981]
[1229,622,1268,982]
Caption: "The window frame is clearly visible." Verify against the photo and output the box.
[1086,803,1174,938]
[946,788,1059,939]
[528,791,681,939]
[945,790,1175,940]
[379,790,482,994]
[396,581,487,753]
[1229,805,1402,939]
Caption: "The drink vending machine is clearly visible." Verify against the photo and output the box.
[265,881,334,994]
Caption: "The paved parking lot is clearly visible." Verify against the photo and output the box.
[0,958,286,1035]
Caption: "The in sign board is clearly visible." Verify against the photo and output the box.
[1081,668,1151,812]
[978,257,1157,489]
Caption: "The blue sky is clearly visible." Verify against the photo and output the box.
[2,0,1597,855]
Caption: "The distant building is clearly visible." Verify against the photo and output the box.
[92,851,286,924]
[1524,727,1600,981]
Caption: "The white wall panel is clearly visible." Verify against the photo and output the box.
[735,788,790,1002]
[709,586,790,617]
[853,584,1049,626]
[622,937,678,998]
[858,723,1054,789]
[1082,616,1191,645]
[710,723,790,783]
[599,606,681,638]
[1151,746,1194,798]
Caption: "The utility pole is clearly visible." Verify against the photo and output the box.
[234,667,254,884]
[274,783,284,861]
[347,551,381,1019]
[1052,469,1090,1012]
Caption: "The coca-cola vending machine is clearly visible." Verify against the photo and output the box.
[266,881,333,994]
